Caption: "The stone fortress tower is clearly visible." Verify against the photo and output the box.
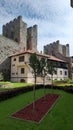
[27,25,37,52]
[2,16,37,52]
[44,40,73,79]
[0,16,38,80]
[44,40,70,57]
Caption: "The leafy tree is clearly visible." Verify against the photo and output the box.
[29,53,40,110]
[39,57,47,97]
[47,60,57,87]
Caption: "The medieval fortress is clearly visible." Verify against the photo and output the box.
[3,16,37,51]
[44,40,70,57]
[0,16,72,80]
[0,16,37,80]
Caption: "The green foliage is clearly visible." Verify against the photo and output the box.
[29,53,41,110]
[47,60,56,75]
[39,57,47,77]
[29,53,40,77]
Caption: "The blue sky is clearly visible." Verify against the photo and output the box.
[0,0,73,56]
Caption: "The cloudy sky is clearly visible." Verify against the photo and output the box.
[0,0,73,56]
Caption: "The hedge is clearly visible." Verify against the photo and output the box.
[0,85,43,102]
[45,85,73,94]
[0,84,73,102]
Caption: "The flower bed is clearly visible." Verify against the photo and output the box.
[12,93,60,123]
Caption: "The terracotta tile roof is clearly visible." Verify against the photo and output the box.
[10,50,66,63]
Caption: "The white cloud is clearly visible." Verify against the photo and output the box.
[0,0,73,56]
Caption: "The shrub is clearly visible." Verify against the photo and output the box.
[0,85,43,101]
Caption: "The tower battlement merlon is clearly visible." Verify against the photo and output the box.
[18,15,22,20]
[33,24,37,28]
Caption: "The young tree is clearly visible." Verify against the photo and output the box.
[39,57,47,97]
[47,60,56,88]
[29,53,40,111]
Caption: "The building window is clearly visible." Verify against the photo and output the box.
[15,38,18,42]
[12,73,15,75]
[14,58,16,61]
[21,68,25,74]
[20,79,25,82]
[12,64,15,66]
[60,70,62,75]
[54,70,57,75]
[19,56,24,62]
[65,71,67,75]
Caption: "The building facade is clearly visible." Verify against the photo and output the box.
[44,40,73,79]
[10,51,68,84]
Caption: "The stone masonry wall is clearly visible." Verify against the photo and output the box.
[2,16,37,52]
[0,35,20,80]
[27,25,37,52]
[3,16,27,49]
[0,35,20,64]
[44,40,70,57]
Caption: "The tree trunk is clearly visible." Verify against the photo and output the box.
[43,76,46,99]
[33,75,36,111]
[51,74,53,96]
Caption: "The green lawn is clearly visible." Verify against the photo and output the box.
[57,83,73,87]
[0,89,73,130]
[0,81,11,85]
[53,79,73,87]
[0,82,33,92]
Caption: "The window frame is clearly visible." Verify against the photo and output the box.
[19,56,24,62]
[21,68,25,74]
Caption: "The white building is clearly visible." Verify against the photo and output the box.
[10,50,68,84]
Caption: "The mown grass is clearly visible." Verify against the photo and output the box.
[0,81,10,85]
[0,82,33,92]
[57,83,73,87]
[53,79,73,87]
[9,83,33,88]
[0,88,73,130]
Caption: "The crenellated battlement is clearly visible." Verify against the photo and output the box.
[2,16,37,52]
[44,40,70,57]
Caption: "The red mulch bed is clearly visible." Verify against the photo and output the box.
[12,94,60,123]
